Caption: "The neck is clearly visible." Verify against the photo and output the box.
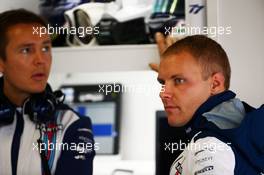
[3,81,30,107]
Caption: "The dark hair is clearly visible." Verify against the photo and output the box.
[0,9,48,60]
[162,35,231,89]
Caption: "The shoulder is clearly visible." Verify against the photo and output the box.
[56,104,92,128]
[190,133,234,158]
[188,133,236,174]
[55,104,94,139]
[170,132,236,175]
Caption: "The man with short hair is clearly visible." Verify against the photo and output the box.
[156,35,260,174]
[0,9,95,175]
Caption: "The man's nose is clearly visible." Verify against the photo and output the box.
[34,50,45,65]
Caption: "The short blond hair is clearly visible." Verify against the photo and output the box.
[163,35,231,89]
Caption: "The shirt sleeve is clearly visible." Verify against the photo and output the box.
[55,117,95,175]
[188,136,235,175]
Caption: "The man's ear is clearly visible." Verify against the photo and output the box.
[0,58,5,73]
[210,72,226,95]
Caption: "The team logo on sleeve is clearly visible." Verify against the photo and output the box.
[175,162,183,175]
[171,156,185,175]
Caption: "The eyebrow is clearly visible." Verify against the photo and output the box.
[17,40,51,48]
[170,74,184,79]
[17,43,34,48]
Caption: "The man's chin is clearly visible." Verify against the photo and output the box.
[29,85,47,94]
[167,115,185,127]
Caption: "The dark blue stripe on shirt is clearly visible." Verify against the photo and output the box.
[11,111,24,175]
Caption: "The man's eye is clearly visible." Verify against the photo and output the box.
[42,46,50,52]
[174,78,185,84]
[21,48,30,54]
